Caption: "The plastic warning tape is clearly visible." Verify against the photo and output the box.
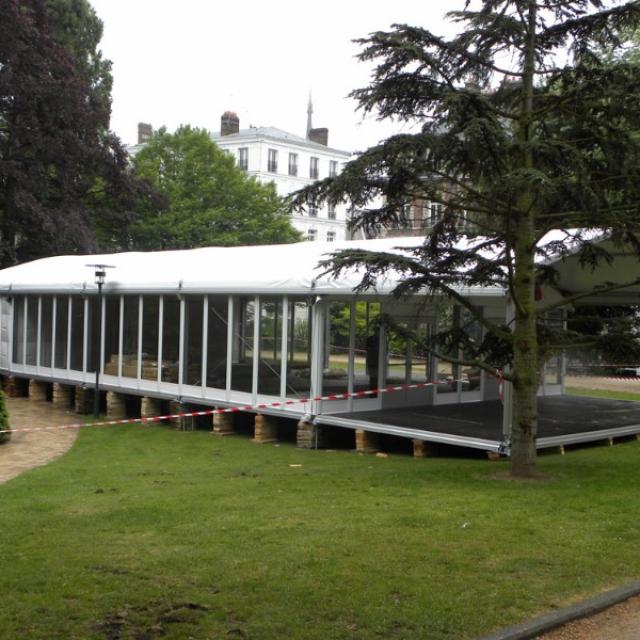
[0,379,457,435]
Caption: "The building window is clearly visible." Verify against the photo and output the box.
[310,157,319,179]
[238,147,248,171]
[268,149,278,173]
[308,197,318,217]
[288,153,298,176]
[327,204,336,220]
[429,202,444,226]
[326,231,336,242]
[329,160,338,177]
[307,229,317,241]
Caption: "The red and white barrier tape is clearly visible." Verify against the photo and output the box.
[0,379,462,435]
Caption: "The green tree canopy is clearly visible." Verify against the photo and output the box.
[131,126,302,249]
[293,0,640,477]
[0,0,148,267]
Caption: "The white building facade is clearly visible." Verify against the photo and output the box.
[211,111,352,242]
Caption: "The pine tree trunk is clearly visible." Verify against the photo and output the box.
[510,0,539,477]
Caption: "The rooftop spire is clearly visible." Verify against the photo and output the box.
[306,91,313,137]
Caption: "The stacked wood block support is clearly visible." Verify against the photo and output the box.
[486,451,502,461]
[296,421,325,449]
[141,396,162,418]
[28,379,48,402]
[169,400,193,430]
[355,429,379,454]
[106,391,127,419]
[253,414,277,444]
[52,383,73,408]
[212,411,235,436]
[412,439,432,459]
[4,376,28,398]
[74,387,93,414]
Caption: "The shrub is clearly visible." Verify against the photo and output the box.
[0,389,10,444]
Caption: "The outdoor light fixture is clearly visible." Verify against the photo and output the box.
[86,263,115,417]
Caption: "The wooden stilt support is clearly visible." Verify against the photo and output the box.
[106,391,127,419]
[75,387,93,414]
[4,376,28,398]
[412,439,431,458]
[28,379,48,402]
[296,421,324,449]
[486,451,501,461]
[212,411,235,436]
[52,383,73,408]
[355,429,379,454]
[253,414,278,444]
[141,396,162,418]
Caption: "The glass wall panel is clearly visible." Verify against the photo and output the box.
[231,298,254,393]
[40,296,53,367]
[103,296,120,375]
[386,323,408,386]
[25,296,38,365]
[353,302,381,393]
[121,296,139,378]
[460,308,482,392]
[322,302,350,396]
[161,296,180,383]
[436,303,458,396]
[286,299,313,396]
[184,296,204,386]
[86,297,100,374]
[543,310,563,386]
[54,296,68,369]
[12,296,24,364]
[257,298,283,396]
[69,297,84,371]
[409,321,432,384]
[141,296,160,381]
[206,297,228,389]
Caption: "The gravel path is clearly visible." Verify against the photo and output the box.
[565,375,640,393]
[0,397,78,484]
[537,594,640,639]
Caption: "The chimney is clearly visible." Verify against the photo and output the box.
[221,111,240,136]
[308,127,328,146]
[137,122,153,144]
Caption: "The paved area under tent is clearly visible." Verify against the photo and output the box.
[317,395,640,453]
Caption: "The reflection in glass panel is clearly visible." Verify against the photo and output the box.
[460,308,482,392]
[323,302,350,396]
[54,296,68,369]
[103,297,121,376]
[386,323,407,386]
[12,296,24,364]
[353,302,380,393]
[26,296,38,365]
[258,298,283,396]
[286,299,313,397]
[231,298,254,393]
[543,311,563,386]
[40,296,53,368]
[141,297,160,381]
[436,302,458,395]
[86,297,100,374]
[206,297,228,389]
[409,322,432,384]
[69,297,84,371]
[161,297,180,383]
[184,296,204,386]
[121,297,139,378]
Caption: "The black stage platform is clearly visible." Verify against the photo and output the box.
[316,395,640,453]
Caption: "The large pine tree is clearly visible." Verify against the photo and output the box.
[293,0,640,477]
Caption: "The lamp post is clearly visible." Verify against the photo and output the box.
[87,264,115,417]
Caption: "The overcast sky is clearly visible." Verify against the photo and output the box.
[89,0,455,153]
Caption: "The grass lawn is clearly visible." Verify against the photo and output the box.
[1,416,640,639]
[566,386,640,402]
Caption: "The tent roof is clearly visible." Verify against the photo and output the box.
[0,237,505,297]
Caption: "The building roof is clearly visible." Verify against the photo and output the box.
[0,238,501,297]
[211,126,351,157]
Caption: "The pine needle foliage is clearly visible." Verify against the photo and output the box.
[292,0,640,476]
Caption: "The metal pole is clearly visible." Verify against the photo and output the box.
[93,280,103,417]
